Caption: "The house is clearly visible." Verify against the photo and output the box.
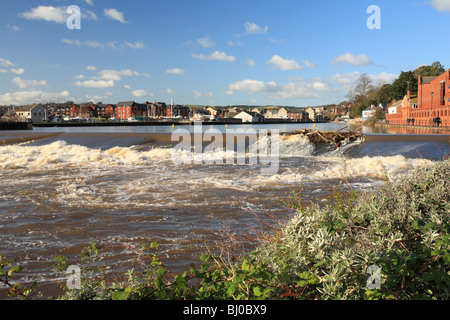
[304,107,316,122]
[116,101,137,120]
[147,102,167,118]
[14,104,49,123]
[234,111,264,123]
[362,105,379,120]
[287,108,308,121]
[277,107,288,119]
[92,103,116,118]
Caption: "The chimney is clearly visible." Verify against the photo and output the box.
[407,90,410,100]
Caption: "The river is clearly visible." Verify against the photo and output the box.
[0,122,448,298]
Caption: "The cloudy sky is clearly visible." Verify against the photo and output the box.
[1,0,449,106]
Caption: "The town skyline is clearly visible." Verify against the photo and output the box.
[1,1,450,107]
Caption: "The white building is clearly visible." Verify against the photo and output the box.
[234,111,264,123]
[362,105,380,120]
[14,104,48,123]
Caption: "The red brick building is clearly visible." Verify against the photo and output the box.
[116,101,137,120]
[387,69,450,127]
[69,104,95,119]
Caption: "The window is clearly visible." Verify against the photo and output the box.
[441,82,446,106]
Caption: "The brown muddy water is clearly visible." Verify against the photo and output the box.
[0,123,448,298]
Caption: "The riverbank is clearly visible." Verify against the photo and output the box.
[33,119,320,128]
[376,123,450,133]
[0,122,33,130]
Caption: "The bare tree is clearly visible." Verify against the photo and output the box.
[354,74,374,98]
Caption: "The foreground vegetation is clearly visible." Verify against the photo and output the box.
[1,159,449,300]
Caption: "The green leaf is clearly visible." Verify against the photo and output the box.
[150,242,159,249]
[154,277,164,291]
[112,290,130,300]
[253,286,262,297]
[7,266,22,276]
[227,284,236,297]
[175,275,187,290]
[156,266,167,278]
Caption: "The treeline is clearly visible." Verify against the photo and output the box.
[347,61,446,119]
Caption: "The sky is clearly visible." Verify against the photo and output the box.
[0,0,449,107]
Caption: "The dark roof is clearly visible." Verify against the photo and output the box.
[117,101,136,107]
[421,76,438,84]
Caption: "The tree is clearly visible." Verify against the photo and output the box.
[355,74,374,98]
[389,71,417,100]
[374,84,392,105]
[414,61,445,78]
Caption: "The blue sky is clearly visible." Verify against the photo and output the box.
[1,0,449,107]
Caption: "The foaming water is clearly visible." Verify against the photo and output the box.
[0,126,447,298]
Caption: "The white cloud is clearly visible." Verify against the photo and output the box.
[62,39,142,50]
[62,38,82,46]
[84,0,94,6]
[0,57,16,67]
[228,78,326,100]
[7,25,21,31]
[124,84,132,90]
[104,8,127,23]
[227,40,242,46]
[74,74,85,79]
[303,60,317,68]
[86,65,97,71]
[0,90,70,105]
[12,77,47,89]
[10,68,25,75]
[267,55,304,71]
[20,6,96,24]
[229,79,278,94]
[432,0,450,12]
[197,36,216,48]
[20,6,67,23]
[311,81,330,92]
[246,59,255,66]
[192,51,236,62]
[268,38,285,44]
[192,90,213,98]
[244,22,268,35]
[166,68,186,75]
[132,90,148,98]
[332,53,373,66]
[84,41,104,49]
[124,41,145,49]
[97,69,140,81]
[75,80,115,88]
[86,95,103,102]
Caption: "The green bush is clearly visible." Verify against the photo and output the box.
[252,159,450,299]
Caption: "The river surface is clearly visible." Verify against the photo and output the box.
[0,122,449,298]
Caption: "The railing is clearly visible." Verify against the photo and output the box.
[386,118,450,128]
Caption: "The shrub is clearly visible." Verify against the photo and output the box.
[252,159,450,299]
